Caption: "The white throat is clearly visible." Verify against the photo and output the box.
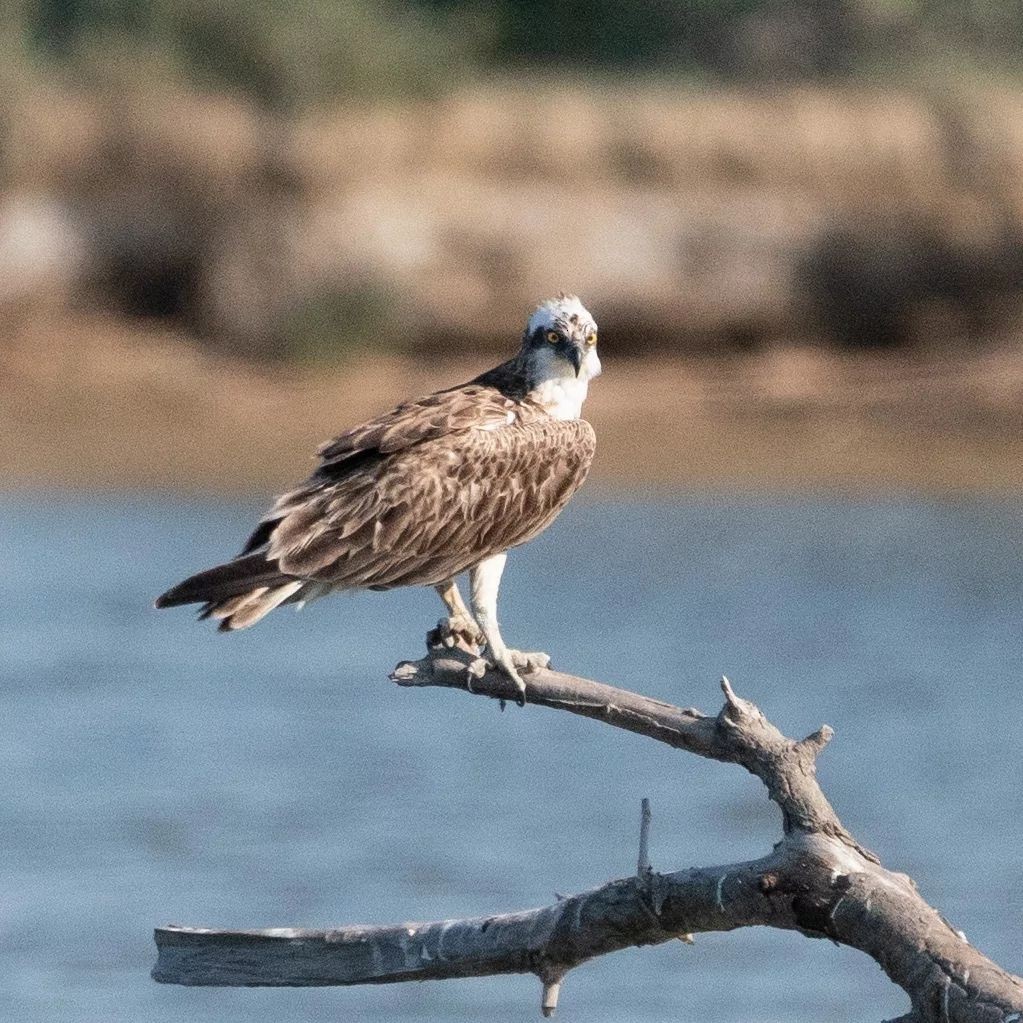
[525,346,601,420]
[529,373,590,420]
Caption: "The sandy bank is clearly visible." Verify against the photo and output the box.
[4,314,1022,496]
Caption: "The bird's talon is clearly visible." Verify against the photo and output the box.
[430,614,485,655]
[509,649,551,674]
[465,656,488,693]
[483,649,529,707]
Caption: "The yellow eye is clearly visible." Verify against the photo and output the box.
[585,331,597,346]
[546,330,559,343]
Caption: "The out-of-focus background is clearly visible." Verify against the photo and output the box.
[5,0,1023,490]
[2,3,1022,1022]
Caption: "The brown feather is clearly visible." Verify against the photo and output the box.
[271,415,594,589]
[156,356,595,628]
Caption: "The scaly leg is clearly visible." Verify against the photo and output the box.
[469,553,550,707]
[432,578,484,652]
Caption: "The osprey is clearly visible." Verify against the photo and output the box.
[156,295,600,704]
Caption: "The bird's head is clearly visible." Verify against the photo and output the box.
[521,294,601,385]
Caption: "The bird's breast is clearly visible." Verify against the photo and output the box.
[527,376,589,420]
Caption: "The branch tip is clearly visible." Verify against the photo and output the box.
[390,660,422,683]
[718,675,757,727]
[718,675,754,720]
[637,798,652,876]
[799,725,834,755]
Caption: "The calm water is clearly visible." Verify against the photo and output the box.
[2,493,1022,1022]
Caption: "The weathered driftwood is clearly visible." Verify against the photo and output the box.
[153,650,1023,1022]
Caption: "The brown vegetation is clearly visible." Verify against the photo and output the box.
[6,81,1023,361]
[5,81,1023,494]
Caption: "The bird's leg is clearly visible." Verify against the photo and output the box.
[429,578,485,655]
[469,553,550,708]
[470,554,524,706]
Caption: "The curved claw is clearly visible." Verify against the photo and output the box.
[492,652,528,708]
[510,677,527,708]
[465,656,488,693]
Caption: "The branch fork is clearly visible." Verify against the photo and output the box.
[153,647,1023,1022]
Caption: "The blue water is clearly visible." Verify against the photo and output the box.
[2,494,1022,1021]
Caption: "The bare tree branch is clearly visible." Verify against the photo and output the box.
[153,651,1023,1022]
[393,652,869,855]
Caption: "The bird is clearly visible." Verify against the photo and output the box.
[155,294,601,705]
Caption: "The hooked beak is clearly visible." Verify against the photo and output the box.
[567,342,584,377]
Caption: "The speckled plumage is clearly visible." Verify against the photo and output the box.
[156,312,598,633]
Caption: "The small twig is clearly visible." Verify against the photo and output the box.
[720,675,741,709]
[637,798,652,876]
[798,725,834,757]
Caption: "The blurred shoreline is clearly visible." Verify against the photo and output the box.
[5,312,1022,496]
[6,79,1023,497]
[9,81,1023,360]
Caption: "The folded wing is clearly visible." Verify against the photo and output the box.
[155,383,596,628]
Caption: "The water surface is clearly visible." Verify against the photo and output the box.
[2,494,1021,1021]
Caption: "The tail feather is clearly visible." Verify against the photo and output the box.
[155,553,294,611]
[206,581,304,631]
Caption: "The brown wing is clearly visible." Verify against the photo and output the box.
[155,379,595,628]
[234,383,520,556]
[267,402,595,591]
[315,384,519,470]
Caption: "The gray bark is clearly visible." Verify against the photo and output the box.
[153,650,1023,1022]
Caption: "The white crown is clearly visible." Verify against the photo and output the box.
[527,295,595,335]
